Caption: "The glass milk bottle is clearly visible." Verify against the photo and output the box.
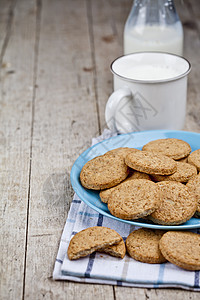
[124,0,183,56]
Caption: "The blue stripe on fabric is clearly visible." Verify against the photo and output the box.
[122,237,127,242]
[84,252,96,278]
[56,258,63,264]
[72,199,81,204]
[97,213,103,226]
[71,231,78,236]
[154,263,166,287]
[66,218,76,223]
[194,271,199,288]
[78,211,99,217]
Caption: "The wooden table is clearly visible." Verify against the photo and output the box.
[1,0,200,299]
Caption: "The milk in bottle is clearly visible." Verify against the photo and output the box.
[124,0,183,56]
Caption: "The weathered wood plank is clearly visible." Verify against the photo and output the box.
[0,0,36,299]
[0,0,14,59]
[114,282,200,299]
[146,289,200,299]
[114,287,147,300]
[176,0,200,132]
[23,0,114,299]
[187,0,200,35]
[89,0,132,132]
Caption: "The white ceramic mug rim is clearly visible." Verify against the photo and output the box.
[110,51,191,84]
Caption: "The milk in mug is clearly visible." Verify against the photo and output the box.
[105,52,191,133]
[123,64,181,81]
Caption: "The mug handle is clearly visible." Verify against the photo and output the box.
[105,87,132,132]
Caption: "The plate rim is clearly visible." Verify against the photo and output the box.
[70,130,200,230]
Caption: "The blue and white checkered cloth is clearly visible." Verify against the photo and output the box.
[53,130,200,291]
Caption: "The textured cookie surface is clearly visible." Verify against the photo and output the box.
[125,151,177,175]
[107,179,160,220]
[67,227,122,260]
[186,174,200,217]
[159,231,200,270]
[149,181,197,225]
[99,171,151,204]
[126,229,166,263]
[142,138,191,160]
[128,170,151,181]
[106,147,140,159]
[151,162,197,183]
[188,149,200,171]
[80,153,129,190]
[99,239,126,259]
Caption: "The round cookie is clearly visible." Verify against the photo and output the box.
[67,226,122,260]
[159,231,200,271]
[106,147,140,159]
[125,151,177,175]
[186,174,200,217]
[99,171,151,204]
[149,181,197,225]
[80,152,129,190]
[142,138,191,160]
[188,149,200,171]
[151,162,197,183]
[107,179,160,220]
[126,228,167,264]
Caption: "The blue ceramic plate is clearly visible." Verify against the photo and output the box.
[70,130,200,230]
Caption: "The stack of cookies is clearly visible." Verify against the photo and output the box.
[80,138,199,225]
[74,138,200,271]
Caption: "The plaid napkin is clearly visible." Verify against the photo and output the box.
[53,130,200,291]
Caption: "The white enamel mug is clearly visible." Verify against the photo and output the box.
[105,52,191,133]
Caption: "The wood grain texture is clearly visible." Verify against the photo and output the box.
[115,286,200,299]
[145,289,200,300]
[0,0,15,63]
[114,287,147,300]
[0,0,36,299]
[23,0,114,299]
[175,0,200,132]
[89,0,131,132]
